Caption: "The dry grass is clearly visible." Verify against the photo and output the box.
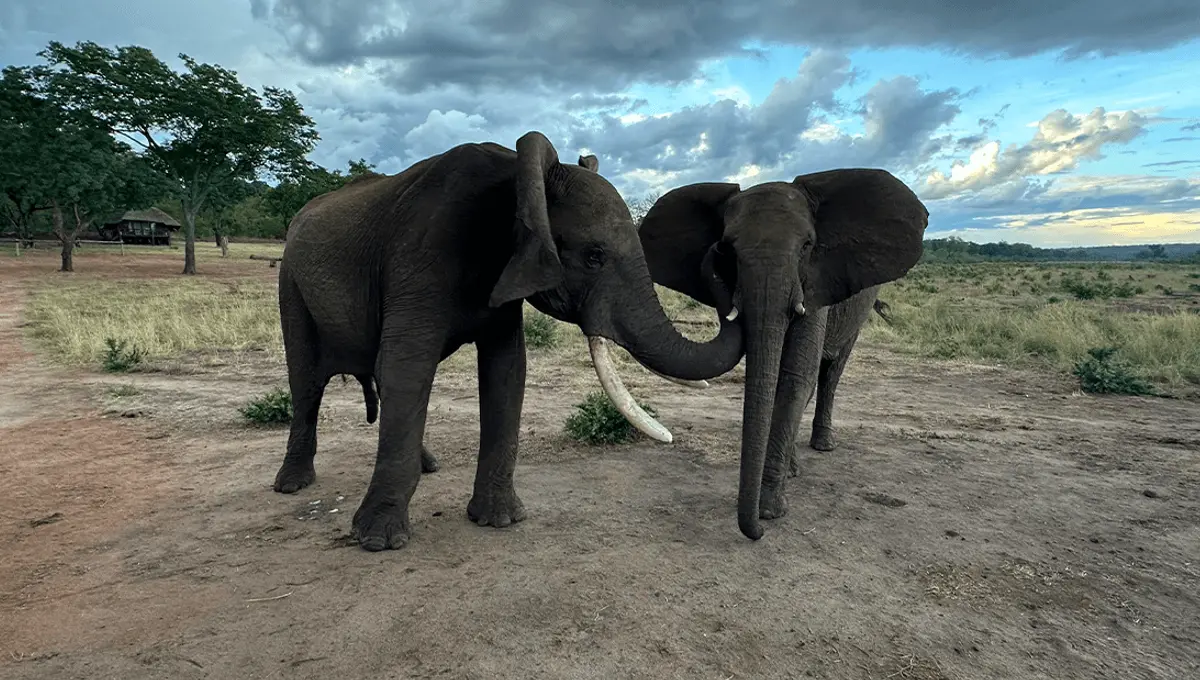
[866,262,1200,388]
[25,278,283,365]
[18,254,1200,391]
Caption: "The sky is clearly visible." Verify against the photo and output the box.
[2,1,1199,247]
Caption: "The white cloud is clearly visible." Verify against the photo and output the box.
[922,107,1151,199]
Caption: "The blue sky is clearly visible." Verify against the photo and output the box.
[2,1,1199,246]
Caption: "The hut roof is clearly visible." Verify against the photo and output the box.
[104,207,182,228]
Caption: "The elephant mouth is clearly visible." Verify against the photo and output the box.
[585,336,711,445]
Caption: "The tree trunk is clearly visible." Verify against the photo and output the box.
[50,202,74,273]
[182,208,197,275]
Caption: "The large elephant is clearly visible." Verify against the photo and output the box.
[274,131,743,552]
[637,171,928,541]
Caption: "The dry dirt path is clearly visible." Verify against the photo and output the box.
[1,254,1198,679]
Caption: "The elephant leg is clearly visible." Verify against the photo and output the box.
[274,278,328,494]
[421,444,440,473]
[351,333,440,552]
[466,304,528,527]
[760,309,828,520]
[810,331,860,452]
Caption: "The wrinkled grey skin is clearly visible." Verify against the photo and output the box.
[275,132,743,552]
[639,171,928,541]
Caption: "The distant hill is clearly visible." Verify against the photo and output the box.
[920,238,1200,263]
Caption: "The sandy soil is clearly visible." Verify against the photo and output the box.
[1,252,1198,679]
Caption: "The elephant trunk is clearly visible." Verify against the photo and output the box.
[582,255,745,444]
[608,260,744,382]
[735,259,794,540]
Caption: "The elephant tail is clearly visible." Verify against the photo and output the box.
[873,298,894,325]
[355,374,379,424]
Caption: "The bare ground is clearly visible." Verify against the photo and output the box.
[1,253,1198,679]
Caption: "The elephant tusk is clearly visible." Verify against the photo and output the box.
[725,306,739,322]
[794,302,806,316]
[643,364,709,389]
[587,337,674,443]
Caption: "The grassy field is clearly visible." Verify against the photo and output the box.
[18,252,1200,394]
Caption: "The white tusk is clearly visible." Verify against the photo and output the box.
[725,306,739,322]
[587,337,674,443]
[794,302,806,316]
[643,365,709,389]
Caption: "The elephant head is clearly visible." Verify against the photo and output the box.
[638,170,929,539]
[488,132,745,442]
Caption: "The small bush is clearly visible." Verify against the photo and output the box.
[523,311,559,349]
[102,337,144,372]
[239,388,293,425]
[564,391,657,445]
[1189,284,1200,293]
[1073,347,1158,396]
[108,384,140,397]
[1060,275,1135,300]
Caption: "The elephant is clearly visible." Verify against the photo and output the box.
[273,131,744,552]
[637,170,928,541]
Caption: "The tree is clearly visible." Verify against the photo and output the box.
[1,65,162,271]
[1134,244,1168,260]
[0,66,53,245]
[39,41,319,274]
[625,191,661,227]
[262,158,376,235]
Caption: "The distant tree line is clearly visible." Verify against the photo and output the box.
[1,40,375,273]
[920,237,1200,264]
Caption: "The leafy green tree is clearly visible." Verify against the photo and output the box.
[262,158,376,235]
[0,66,53,245]
[1,65,162,270]
[38,40,319,274]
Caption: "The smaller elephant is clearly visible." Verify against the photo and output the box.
[638,170,928,540]
[783,286,890,478]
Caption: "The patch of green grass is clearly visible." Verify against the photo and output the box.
[563,391,658,445]
[239,388,293,425]
[107,383,141,397]
[523,310,560,349]
[101,337,145,372]
[1073,347,1158,396]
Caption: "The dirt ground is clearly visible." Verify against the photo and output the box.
[2,252,1198,680]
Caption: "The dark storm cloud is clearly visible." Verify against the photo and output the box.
[561,52,963,198]
[255,0,1200,91]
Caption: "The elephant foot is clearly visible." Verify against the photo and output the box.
[351,494,412,552]
[810,426,838,452]
[759,481,789,520]
[467,485,527,528]
[421,447,440,474]
[273,459,315,494]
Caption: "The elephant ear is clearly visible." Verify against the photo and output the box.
[795,169,929,309]
[577,154,599,172]
[489,131,566,307]
[638,182,741,308]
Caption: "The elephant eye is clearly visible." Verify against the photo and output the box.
[584,245,606,269]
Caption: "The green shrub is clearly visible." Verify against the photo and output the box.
[101,337,144,372]
[1060,274,1135,300]
[1073,347,1158,396]
[564,391,657,445]
[108,384,140,397]
[239,388,294,425]
[523,311,559,349]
